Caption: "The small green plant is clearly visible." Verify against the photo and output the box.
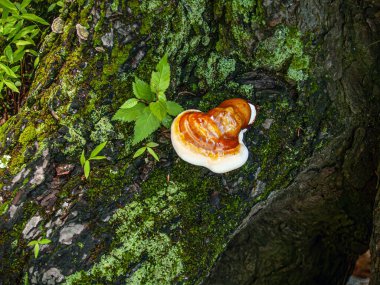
[133,142,160,161]
[48,0,64,13]
[27,238,51,258]
[80,141,107,179]
[0,0,49,118]
[112,54,184,145]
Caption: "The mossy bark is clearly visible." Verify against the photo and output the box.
[0,0,379,284]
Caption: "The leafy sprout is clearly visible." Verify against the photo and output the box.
[112,54,183,145]
[27,238,51,258]
[80,141,107,179]
[133,142,160,161]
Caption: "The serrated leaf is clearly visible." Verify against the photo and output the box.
[120,98,139,109]
[150,54,170,94]
[84,160,90,179]
[27,240,38,246]
[146,142,158,148]
[4,79,19,92]
[132,107,161,145]
[34,243,39,258]
[112,102,145,122]
[147,147,159,161]
[21,14,49,25]
[133,147,146,158]
[0,0,17,12]
[161,115,173,129]
[0,63,17,78]
[89,155,106,160]
[157,92,166,102]
[4,45,13,62]
[90,141,107,158]
[149,100,167,121]
[39,239,51,245]
[133,77,155,101]
[80,150,85,166]
[166,101,183,116]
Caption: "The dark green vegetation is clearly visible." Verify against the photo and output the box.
[0,0,379,285]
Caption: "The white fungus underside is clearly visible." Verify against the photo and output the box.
[171,104,256,173]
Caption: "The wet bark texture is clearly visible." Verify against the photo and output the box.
[205,1,380,284]
[0,0,379,284]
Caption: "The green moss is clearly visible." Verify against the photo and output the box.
[90,117,114,143]
[18,125,37,145]
[253,25,311,85]
[64,162,247,284]
[195,52,236,89]
[63,127,87,155]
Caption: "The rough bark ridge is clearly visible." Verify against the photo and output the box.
[0,0,379,284]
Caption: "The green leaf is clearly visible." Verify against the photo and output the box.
[4,45,13,62]
[27,240,38,246]
[4,79,19,92]
[89,156,106,160]
[39,239,51,245]
[120,98,139,109]
[0,63,17,78]
[34,56,39,68]
[90,141,107,158]
[47,3,56,12]
[133,147,146,158]
[13,48,25,63]
[149,100,167,121]
[150,53,170,94]
[157,92,166,102]
[133,77,155,101]
[21,14,49,25]
[0,80,4,93]
[132,107,161,145]
[84,160,90,179]
[0,0,17,12]
[166,101,184,116]
[34,243,39,258]
[80,150,85,167]
[20,0,32,10]
[25,49,38,56]
[161,115,173,129]
[112,102,145,122]
[14,39,34,46]
[146,142,158,148]
[147,147,159,161]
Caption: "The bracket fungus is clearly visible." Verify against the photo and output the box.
[171,98,256,173]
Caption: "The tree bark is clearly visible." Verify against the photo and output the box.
[0,0,379,285]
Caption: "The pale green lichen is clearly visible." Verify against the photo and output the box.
[0,155,11,169]
[64,182,186,284]
[90,117,115,143]
[195,52,236,89]
[253,25,311,84]
[63,127,86,154]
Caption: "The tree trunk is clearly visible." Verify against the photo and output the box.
[0,0,379,284]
